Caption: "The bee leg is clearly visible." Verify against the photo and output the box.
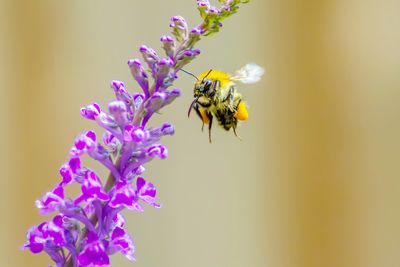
[229,86,235,104]
[193,104,205,131]
[224,86,236,110]
[208,113,213,143]
[232,125,242,141]
[211,80,220,94]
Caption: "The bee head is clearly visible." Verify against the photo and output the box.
[194,79,214,97]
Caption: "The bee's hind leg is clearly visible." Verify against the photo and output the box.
[232,125,242,141]
[208,113,213,143]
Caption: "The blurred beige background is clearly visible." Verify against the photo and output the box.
[1,0,400,266]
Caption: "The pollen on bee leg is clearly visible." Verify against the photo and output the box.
[235,101,248,121]
[200,109,210,124]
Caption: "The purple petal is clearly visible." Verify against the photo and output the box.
[80,170,110,202]
[44,216,67,247]
[132,93,145,109]
[74,132,96,154]
[77,232,110,267]
[68,157,81,173]
[136,177,160,208]
[111,80,125,90]
[59,163,73,185]
[160,35,174,43]
[108,100,127,113]
[80,103,101,120]
[124,124,148,142]
[109,227,135,262]
[111,213,126,229]
[86,130,96,142]
[147,144,168,159]
[35,186,65,215]
[23,225,45,253]
[108,181,143,212]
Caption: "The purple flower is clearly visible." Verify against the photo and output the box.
[108,180,143,211]
[160,34,175,57]
[132,92,145,109]
[35,185,65,215]
[59,163,73,185]
[23,224,46,254]
[136,177,160,208]
[108,100,128,126]
[80,103,101,120]
[109,227,135,261]
[139,45,160,75]
[77,232,110,267]
[128,59,149,95]
[102,131,120,153]
[44,215,68,247]
[68,157,81,174]
[23,215,68,255]
[147,144,168,159]
[72,131,96,156]
[123,124,148,142]
[24,1,249,265]
[76,170,109,203]
[110,80,133,106]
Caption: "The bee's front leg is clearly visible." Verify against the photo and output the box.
[193,103,205,131]
[208,112,213,143]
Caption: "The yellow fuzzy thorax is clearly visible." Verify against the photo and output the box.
[197,69,234,88]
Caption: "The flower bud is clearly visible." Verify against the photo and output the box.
[169,16,188,41]
[80,103,101,120]
[155,58,174,90]
[147,144,168,159]
[139,45,159,70]
[128,59,149,95]
[208,6,221,14]
[108,100,128,126]
[132,93,145,109]
[160,35,175,57]
[108,100,127,114]
[74,131,96,153]
[176,49,201,69]
[164,88,181,105]
[124,125,148,143]
[110,80,133,104]
[160,123,175,136]
[102,131,120,153]
[145,92,166,112]
[95,112,118,130]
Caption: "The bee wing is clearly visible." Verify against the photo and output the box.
[231,63,265,84]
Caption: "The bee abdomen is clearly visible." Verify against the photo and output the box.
[215,109,237,131]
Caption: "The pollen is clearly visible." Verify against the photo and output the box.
[200,109,210,124]
[235,101,248,121]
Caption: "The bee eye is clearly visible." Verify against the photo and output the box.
[203,80,213,91]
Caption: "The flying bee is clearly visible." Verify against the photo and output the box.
[186,63,264,142]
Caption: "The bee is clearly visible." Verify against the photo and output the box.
[186,63,264,142]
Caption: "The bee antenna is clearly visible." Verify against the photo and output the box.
[180,69,199,81]
[201,69,213,82]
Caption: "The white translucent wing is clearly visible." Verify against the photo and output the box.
[232,63,265,84]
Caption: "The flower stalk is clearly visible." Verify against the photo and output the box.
[22,1,250,266]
